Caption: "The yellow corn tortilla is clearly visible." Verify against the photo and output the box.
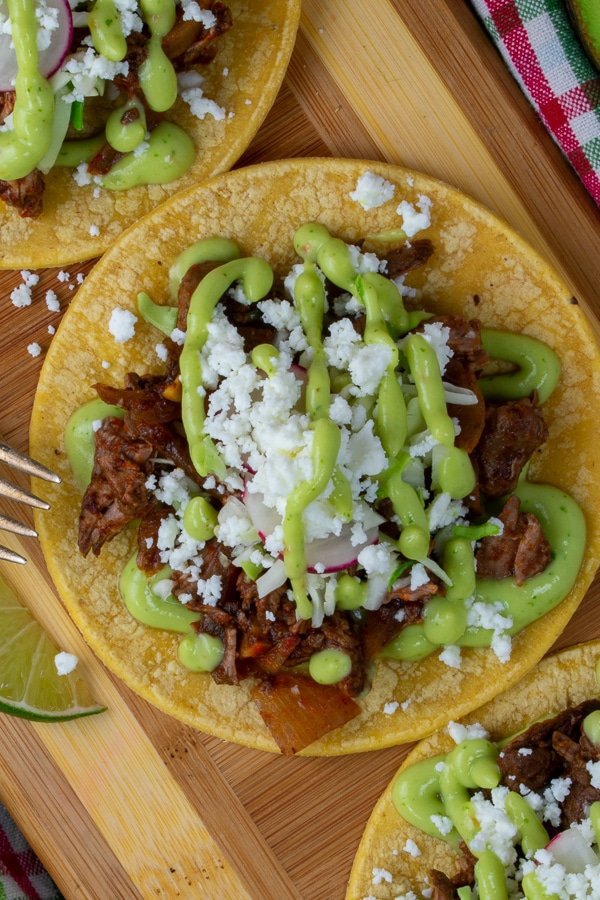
[346,638,600,899]
[0,0,300,270]
[30,158,600,755]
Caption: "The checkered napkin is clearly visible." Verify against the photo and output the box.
[471,0,600,206]
[0,805,61,900]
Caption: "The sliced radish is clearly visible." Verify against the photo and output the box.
[0,0,73,91]
[243,490,281,540]
[290,363,308,381]
[305,525,379,573]
[546,828,600,872]
[256,559,287,599]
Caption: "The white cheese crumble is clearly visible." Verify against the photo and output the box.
[180,0,216,27]
[89,224,100,237]
[383,701,399,716]
[371,867,393,885]
[409,563,429,591]
[61,48,130,103]
[27,342,42,358]
[466,598,513,664]
[45,289,60,312]
[421,322,453,374]
[155,343,168,362]
[179,81,226,122]
[447,721,489,743]
[396,194,433,238]
[439,645,462,669]
[586,760,600,789]
[430,814,453,836]
[54,651,78,675]
[349,171,396,210]
[108,308,137,343]
[10,284,33,308]
[402,838,421,858]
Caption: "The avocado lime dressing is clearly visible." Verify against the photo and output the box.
[89,0,128,61]
[102,122,196,190]
[65,398,124,490]
[138,0,178,112]
[0,0,54,181]
[480,330,561,405]
[7,0,199,190]
[105,100,148,154]
[120,555,200,632]
[393,736,552,900]
[383,478,586,662]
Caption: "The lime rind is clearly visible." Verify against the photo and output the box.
[0,576,105,722]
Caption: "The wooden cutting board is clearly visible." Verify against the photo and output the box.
[1,2,600,898]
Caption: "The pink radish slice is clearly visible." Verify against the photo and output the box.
[0,0,73,91]
[290,363,307,380]
[305,526,379,573]
[546,829,600,872]
[243,490,281,540]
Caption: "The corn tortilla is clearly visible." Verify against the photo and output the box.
[30,158,600,755]
[346,639,600,898]
[0,0,300,270]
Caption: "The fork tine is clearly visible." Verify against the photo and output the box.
[0,545,26,565]
[0,443,61,484]
[0,513,37,538]
[0,477,50,510]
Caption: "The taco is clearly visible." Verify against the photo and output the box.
[30,158,600,756]
[347,639,600,899]
[0,0,300,269]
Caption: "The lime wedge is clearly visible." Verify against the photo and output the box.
[0,576,105,722]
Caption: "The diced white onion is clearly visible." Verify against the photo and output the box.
[256,558,287,598]
[442,382,479,406]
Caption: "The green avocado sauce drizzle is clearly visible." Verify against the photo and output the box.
[393,662,600,898]
[3,0,197,187]
[66,226,586,680]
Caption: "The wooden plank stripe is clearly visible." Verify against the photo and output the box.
[286,33,382,159]
[0,524,297,899]
[0,716,139,899]
[395,0,600,310]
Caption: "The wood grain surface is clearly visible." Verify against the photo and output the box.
[0,2,599,898]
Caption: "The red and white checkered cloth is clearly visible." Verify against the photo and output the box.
[472,0,600,206]
[0,805,60,900]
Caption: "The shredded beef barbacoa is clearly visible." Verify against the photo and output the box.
[475,494,551,586]
[0,2,231,217]
[79,242,557,753]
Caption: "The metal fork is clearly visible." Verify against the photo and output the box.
[0,443,61,565]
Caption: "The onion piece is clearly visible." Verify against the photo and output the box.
[546,828,600,872]
[442,382,479,406]
[38,92,71,173]
[0,0,73,91]
[243,490,281,540]
[256,559,287,599]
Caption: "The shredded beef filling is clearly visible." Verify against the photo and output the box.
[0,170,45,219]
[475,494,552,585]
[79,416,156,557]
[499,700,600,827]
[474,396,548,498]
